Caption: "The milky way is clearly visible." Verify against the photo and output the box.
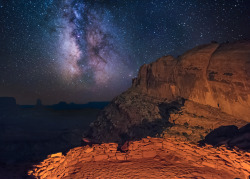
[0,0,249,104]
[56,0,133,89]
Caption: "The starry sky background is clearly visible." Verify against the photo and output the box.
[0,0,249,105]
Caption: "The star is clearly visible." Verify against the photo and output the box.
[0,0,249,104]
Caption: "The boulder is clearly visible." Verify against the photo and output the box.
[203,125,239,146]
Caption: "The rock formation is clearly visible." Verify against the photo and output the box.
[201,123,250,151]
[28,41,250,178]
[28,137,250,178]
[86,40,250,144]
[133,41,250,120]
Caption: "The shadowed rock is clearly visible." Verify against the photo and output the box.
[201,125,239,146]
[200,123,250,152]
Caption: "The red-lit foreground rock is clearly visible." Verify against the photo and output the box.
[29,137,250,178]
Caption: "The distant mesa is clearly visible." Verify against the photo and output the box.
[57,101,68,107]
[50,101,110,110]
[0,97,17,110]
[51,101,70,110]
[0,97,18,118]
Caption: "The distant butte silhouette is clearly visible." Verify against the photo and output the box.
[0,97,16,109]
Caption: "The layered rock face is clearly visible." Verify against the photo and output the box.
[87,41,250,143]
[133,41,250,120]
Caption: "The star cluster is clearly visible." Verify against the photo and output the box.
[56,1,132,87]
[0,0,249,104]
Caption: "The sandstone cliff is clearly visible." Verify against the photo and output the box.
[86,41,250,144]
[133,41,250,120]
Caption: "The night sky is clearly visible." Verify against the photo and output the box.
[0,0,249,105]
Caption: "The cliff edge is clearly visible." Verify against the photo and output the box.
[86,41,250,144]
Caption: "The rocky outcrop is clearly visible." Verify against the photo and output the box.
[28,137,250,178]
[85,89,181,143]
[201,123,250,151]
[133,41,250,121]
[86,41,250,143]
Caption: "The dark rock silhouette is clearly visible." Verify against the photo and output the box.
[36,99,43,107]
[200,123,250,152]
[0,97,17,110]
[201,125,239,146]
[85,90,185,144]
[50,101,110,110]
[0,97,18,120]
[53,101,68,110]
